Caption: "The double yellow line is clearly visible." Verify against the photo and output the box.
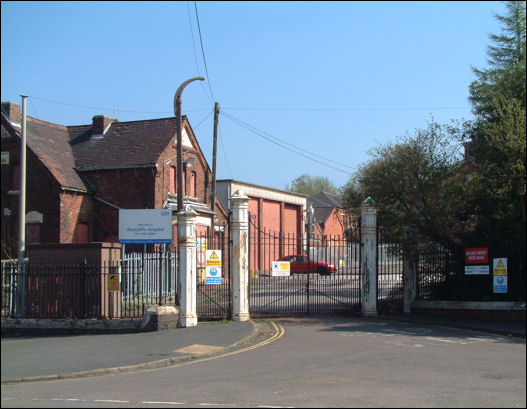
[172,321,285,368]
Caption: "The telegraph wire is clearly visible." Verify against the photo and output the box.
[186,1,213,104]
[28,96,210,115]
[194,1,216,102]
[222,106,471,112]
[218,125,234,179]
[221,110,356,172]
[221,111,354,176]
[193,109,214,129]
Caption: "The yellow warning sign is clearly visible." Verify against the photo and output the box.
[206,250,222,267]
[108,273,120,291]
[493,258,507,275]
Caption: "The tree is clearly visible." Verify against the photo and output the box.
[341,120,468,251]
[467,0,526,251]
[285,174,338,196]
[469,1,526,118]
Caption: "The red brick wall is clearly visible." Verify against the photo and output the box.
[82,168,156,242]
[323,209,345,238]
[59,191,93,243]
[1,134,63,256]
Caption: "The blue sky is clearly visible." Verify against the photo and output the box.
[1,1,506,192]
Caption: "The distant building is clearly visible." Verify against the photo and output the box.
[216,179,307,271]
[308,190,349,242]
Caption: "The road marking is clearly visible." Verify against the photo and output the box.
[166,321,285,369]
[94,399,130,403]
[141,402,185,405]
[426,337,465,344]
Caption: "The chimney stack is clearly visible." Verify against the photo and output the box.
[92,115,116,136]
[1,101,21,124]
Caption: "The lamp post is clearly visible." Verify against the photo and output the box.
[173,77,204,211]
[18,95,28,318]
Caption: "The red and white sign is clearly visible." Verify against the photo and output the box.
[465,248,488,264]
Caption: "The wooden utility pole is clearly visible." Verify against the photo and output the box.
[210,102,219,239]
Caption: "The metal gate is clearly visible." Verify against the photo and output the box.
[376,228,404,314]
[196,229,231,320]
[248,214,361,317]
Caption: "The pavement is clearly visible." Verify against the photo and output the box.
[1,320,276,384]
[1,313,525,384]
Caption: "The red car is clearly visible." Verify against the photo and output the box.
[278,255,337,276]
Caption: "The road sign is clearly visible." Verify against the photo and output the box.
[272,261,290,277]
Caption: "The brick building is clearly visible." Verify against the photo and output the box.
[1,101,227,258]
[216,179,307,273]
[309,190,349,242]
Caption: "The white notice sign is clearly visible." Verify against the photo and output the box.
[272,261,290,277]
[119,209,172,244]
[464,265,489,275]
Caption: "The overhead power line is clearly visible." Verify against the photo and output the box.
[186,1,212,103]
[28,96,210,115]
[222,106,471,112]
[194,1,215,102]
[221,111,355,176]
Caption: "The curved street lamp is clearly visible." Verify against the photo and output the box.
[173,77,205,211]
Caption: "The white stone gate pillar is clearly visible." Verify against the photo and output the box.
[230,190,250,321]
[178,205,198,327]
[361,197,378,316]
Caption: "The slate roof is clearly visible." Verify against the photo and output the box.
[2,112,187,192]
[70,117,179,170]
[1,114,88,191]
[309,191,344,223]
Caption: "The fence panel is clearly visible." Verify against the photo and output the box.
[376,229,404,314]
[1,253,178,319]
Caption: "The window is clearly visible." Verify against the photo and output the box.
[12,164,20,190]
[26,223,41,244]
[189,171,196,197]
[77,223,89,243]
[169,166,176,194]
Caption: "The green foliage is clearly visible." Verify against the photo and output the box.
[467,0,526,250]
[286,174,338,196]
[341,120,468,251]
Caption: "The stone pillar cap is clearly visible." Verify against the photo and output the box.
[362,197,376,206]
[230,190,249,200]
[177,204,198,216]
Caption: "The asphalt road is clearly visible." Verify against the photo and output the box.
[2,316,525,408]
